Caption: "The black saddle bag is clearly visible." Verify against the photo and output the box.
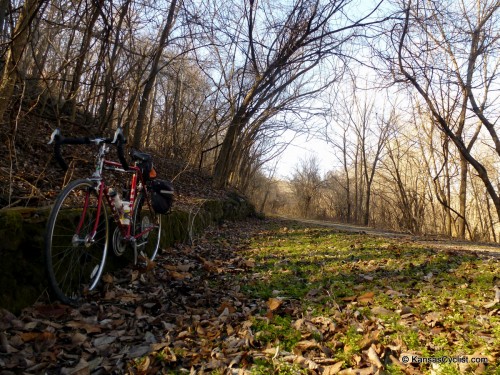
[148,179,174,214]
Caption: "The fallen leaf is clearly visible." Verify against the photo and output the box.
[61,358,89,375]
[93,335,116,348]
[217,301,236,314]
[267,298,283,311]
[66,321,102,334]
[150,342,169,351]
[357,291,374,304]
[0,332,15,354]
[341,296,357,302]
[293,340,318,354]
[135,306,144,318]
[386,289,404,297]
[119,293,141,303]
[425,311,441,326]
[169,271,192,280]
[371,306,392,316]
[136,356,150,372]
[34,304,69,319]
[20,332,40,343]
[126,345,150,358]
[338,367,373,375]
[263,347,280,356]
[24,322,38,330]
[102,274,114,284]
[283,354,319,370]
[202,260,217,271]
[71,332,87,345]
[293,318,305,330]
[130,270,139,282]
[322,361,344,375]
[243,259,255,268]
[366,345,383,368]
[177,263,193,272]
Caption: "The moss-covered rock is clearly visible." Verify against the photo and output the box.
[0,208,24,251]
[0,208,49,313]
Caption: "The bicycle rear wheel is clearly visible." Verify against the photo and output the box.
[133,193,162,263]
[45,179,109,305]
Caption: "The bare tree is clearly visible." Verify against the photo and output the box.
[392,0,500,227]
[323,79,392,225]
[0,0,8,39]
[290,156,324,218]
[132,0,180,149]
[188,0,387,188]
[0,0,46,121]
[64,0,103,121]
[97,0,132,131]
[381,134,428,234]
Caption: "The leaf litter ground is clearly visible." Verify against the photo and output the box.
[0,218,499,374]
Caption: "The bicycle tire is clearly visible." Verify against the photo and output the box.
[133,192,162,263]
[45,179,109,305]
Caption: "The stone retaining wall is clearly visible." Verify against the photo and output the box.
[0,194,254,314]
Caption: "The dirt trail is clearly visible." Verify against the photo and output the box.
[278,216,500,259]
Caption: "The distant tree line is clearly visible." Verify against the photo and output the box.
[247,0,500,242]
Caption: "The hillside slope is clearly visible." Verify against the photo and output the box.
[0,113,229,210]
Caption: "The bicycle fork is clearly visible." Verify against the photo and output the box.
[72,183,105,247]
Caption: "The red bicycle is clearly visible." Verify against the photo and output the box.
[45,127,173,305]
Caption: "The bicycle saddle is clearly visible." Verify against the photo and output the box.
[130,150,152,162]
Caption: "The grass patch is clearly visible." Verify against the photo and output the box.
[242,220,500,373]
[124,218,499,374]
[253,315,302,351]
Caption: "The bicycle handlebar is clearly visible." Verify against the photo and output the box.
[48,127,129,171]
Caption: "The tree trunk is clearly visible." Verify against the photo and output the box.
[457,155,467,238]
[66,0,102,121]
[353,146,359,223]
[145,79,158,148]
[343,145,352,222]
[0,0,8,37]
[132,0,178,149]
[213,120,240,188]
[98,0,131,132]
[0,0,44,122]
[486,191,497,242]
[363,184,371,226]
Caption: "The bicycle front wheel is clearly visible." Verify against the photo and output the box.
[133,193,162,263]
[45,179,109,305]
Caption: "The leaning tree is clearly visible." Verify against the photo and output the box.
[187,0,388,188]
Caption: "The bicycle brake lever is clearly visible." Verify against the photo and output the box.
[48,128,61,145]
[112,127,124,144]
[112,127,129,170]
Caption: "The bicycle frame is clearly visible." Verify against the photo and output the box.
[76,141,157,246]
[46,126,164,304]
